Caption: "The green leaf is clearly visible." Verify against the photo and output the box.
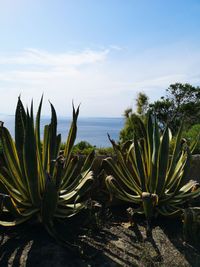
[156,127,170,195]
[150,117,160,193]
[0,127,26,194]
[41,175,58,224]
[133,137,146,192]
[49,102,58,176]
[23,107,40,206]
[64,104,79,166]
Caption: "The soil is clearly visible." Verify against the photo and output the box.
[0,207,200,267]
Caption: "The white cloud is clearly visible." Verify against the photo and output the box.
[0,44,200,117]
[109,45,124,51]
[0,48,109,67]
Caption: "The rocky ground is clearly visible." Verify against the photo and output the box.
[0,208,200,267]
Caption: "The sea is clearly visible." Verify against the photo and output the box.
[0,115,124,147]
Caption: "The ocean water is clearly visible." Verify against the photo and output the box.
[0,115,124,147]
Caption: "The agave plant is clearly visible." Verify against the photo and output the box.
[103,113,200,220]
[0,97,94,240]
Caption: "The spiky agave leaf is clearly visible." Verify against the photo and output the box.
[0,97,94,242]
[104,113,200,219]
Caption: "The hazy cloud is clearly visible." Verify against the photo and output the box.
[0,44,200,116]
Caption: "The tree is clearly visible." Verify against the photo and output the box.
[136,92,149,115]
[149,83,200,133]
[119,92,149,143]
[119,83,200,143]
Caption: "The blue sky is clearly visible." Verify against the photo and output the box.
[0,0,200,116]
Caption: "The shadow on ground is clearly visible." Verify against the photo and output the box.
[158,217,200,267]
[1,211,200,267]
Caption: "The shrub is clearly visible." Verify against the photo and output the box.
[183,124,200,154]
[96,147,114,157]
[72,141,94,155]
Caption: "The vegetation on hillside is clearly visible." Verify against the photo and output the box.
[119,83,200,153]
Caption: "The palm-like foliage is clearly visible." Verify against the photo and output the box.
[0,97,94,235]
[103,114,200,219]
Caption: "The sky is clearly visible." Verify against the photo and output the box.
[0,0,200,117]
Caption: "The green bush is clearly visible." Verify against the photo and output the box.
[63,140,114,157]
[183,124,200,154]
[96,147,114,157]
[72,141,94,155]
